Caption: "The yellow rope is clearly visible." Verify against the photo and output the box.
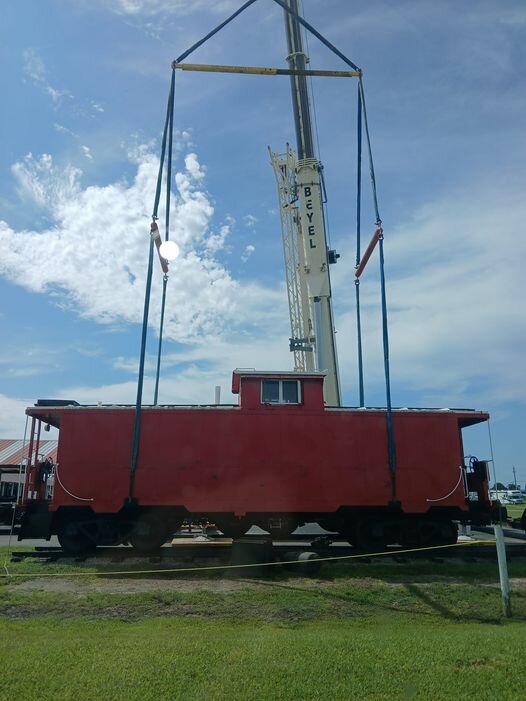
[0,539,496,579]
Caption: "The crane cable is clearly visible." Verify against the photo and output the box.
[355,84,364,408]
[129,68,176,501]
[153,274,169,406]
[153,63,176,406]
[355,77,397,497]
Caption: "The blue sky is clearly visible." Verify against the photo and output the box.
[0,0,524,486]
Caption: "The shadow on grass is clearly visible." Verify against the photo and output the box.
[5,547,526,627]
[80,552,526,583]
[244,574,526,624]
[402,582,502,624]
[6,548,526,584]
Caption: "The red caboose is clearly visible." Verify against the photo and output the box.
[18,369,497,552]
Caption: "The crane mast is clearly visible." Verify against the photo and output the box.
[269,145,315,372]
[271,0,341,405]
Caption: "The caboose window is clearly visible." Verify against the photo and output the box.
[262,380,280,403]
[261,379,300,404]
[282,381,299,403]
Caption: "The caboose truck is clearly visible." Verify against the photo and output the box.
[18,369,499,554]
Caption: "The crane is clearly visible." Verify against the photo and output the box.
[270,0,341,406]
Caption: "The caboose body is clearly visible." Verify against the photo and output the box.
[19,370,497,553]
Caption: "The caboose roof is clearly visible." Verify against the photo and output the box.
[231,368,326,394]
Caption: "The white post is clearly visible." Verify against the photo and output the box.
[214,386,221,405]
[494,524,512,618]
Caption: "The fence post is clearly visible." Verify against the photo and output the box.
[494,524,512,617]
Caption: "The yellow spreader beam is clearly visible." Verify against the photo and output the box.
[172,62,362,78]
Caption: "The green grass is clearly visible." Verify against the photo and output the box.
[2,548,526,700]
[505,503,525,519]
[2,574,525,623]
[1,617,525,701]
[2,546,526,622]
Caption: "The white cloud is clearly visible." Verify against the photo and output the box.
[184,152,205,180]
[81,145,93,161]
[241,243,255,262]
[331,184,526,408]
[112,0,239,17]
[23,49,72,106]
[0,394,33,438]
[11,153,81,212]
[0,344,66,380]
[65,330,294,406]
[54,123,76,137]
[46,85,69,103]
[3,137,523,423]
[0,146,287,347]
[205,223,231,254]
[23,48,46,83]
[23,49,104,118]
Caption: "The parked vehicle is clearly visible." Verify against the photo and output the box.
[506,490,524,504]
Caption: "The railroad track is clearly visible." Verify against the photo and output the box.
[9,538,526,565]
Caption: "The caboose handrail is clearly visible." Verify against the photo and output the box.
[54,463,94,503]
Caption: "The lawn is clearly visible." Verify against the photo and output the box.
[1,548,526,700]
[1,617,525,701]
[505,503,525,520]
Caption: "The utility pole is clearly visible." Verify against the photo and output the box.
[512,465,517,489]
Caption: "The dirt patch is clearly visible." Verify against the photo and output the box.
[8,576,266,594]
[0,601,225,621]
[5,568,413,595]
[4,573,491,596]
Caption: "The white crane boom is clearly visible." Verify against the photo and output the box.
[270,145,341,405]
[269,145,315,372]
[270,0,342,406]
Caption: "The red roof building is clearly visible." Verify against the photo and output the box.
[0,439,58,500]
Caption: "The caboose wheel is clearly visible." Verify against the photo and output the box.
[129,515,170,553]
[215,517,250,539]
[400,519,458,548]
[435,520,458,546]
[57,519,97,555]
[350,518,388,552]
